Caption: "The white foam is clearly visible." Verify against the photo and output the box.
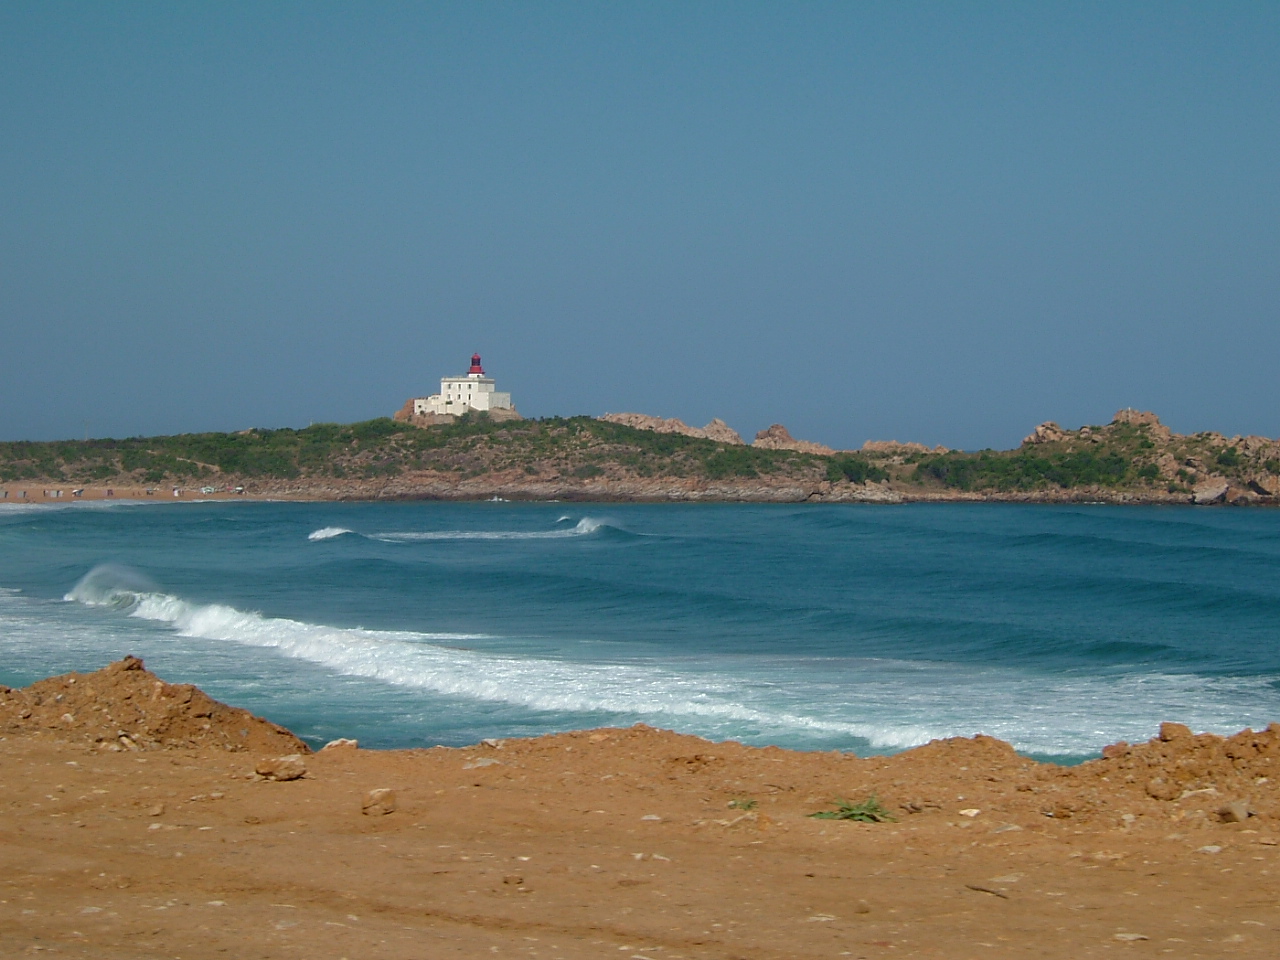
[369,517,606,542]
[53,565,1280,756]
[58,569,920,746]
[305,517,608,544]
[308,527,354,541]
[122,591,847,729]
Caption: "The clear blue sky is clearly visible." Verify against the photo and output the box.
[2,2,1276,450]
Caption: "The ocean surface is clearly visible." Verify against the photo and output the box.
[1,499,1278,763]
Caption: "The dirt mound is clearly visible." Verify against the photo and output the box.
[1060,721,1280,818]
[0,655,308,755]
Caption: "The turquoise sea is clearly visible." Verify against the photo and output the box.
[1,500,1278,763]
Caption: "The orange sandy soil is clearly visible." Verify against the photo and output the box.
[2,659,1279,960]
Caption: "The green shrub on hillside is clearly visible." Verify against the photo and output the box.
[825,455,887,485]
[916,449,1133,491]
[703,447,761,479]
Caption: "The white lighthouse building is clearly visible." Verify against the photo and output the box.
[413,354,514,417]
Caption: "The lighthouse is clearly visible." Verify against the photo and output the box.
[412,353,514,417]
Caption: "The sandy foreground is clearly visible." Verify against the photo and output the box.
[2,659,1279,959]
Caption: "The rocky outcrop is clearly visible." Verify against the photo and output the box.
[1019,409,1277,503]
[1111,409,1172,440]
[701,418,744,444]
[1155,453,1181,479]
[1249,474,1280,496]
[1239,435,1277,455]
[751,425,834,455]
[1023,422,1069,445]
[1111,409,1159,427]
[861,440,949,455]
[1192,479,1230,504]
[1026,410,1179,446]
[600,413,745,445]
[1227,484,1260,503]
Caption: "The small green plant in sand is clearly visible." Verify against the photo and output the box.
[808,796,896,823]
[727,798,758,811]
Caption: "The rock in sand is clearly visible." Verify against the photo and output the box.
[1218,801,1252,823]
[362,788,397,816]
[256,755,307,781]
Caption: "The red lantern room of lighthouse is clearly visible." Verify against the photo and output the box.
[469,354,485,375]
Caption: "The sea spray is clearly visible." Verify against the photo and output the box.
[65,564,158,609]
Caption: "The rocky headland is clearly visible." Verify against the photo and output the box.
[2,409,1277,505]
[1014,408,1280,504]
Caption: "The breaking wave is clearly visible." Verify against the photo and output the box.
[64,564,160,609]
[58,564,1279,756]
[62,565,927,748]
[308,527,354,541]
[307,517,608,543]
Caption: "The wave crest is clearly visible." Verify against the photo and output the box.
[55,573,1280,756]
[308,527,354,541]
[64,564,158,610]
[62,577,914,747]
[309,517,609,543]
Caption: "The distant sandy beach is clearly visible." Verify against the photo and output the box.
[0,485,279,504]
[0,478,1237,507]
